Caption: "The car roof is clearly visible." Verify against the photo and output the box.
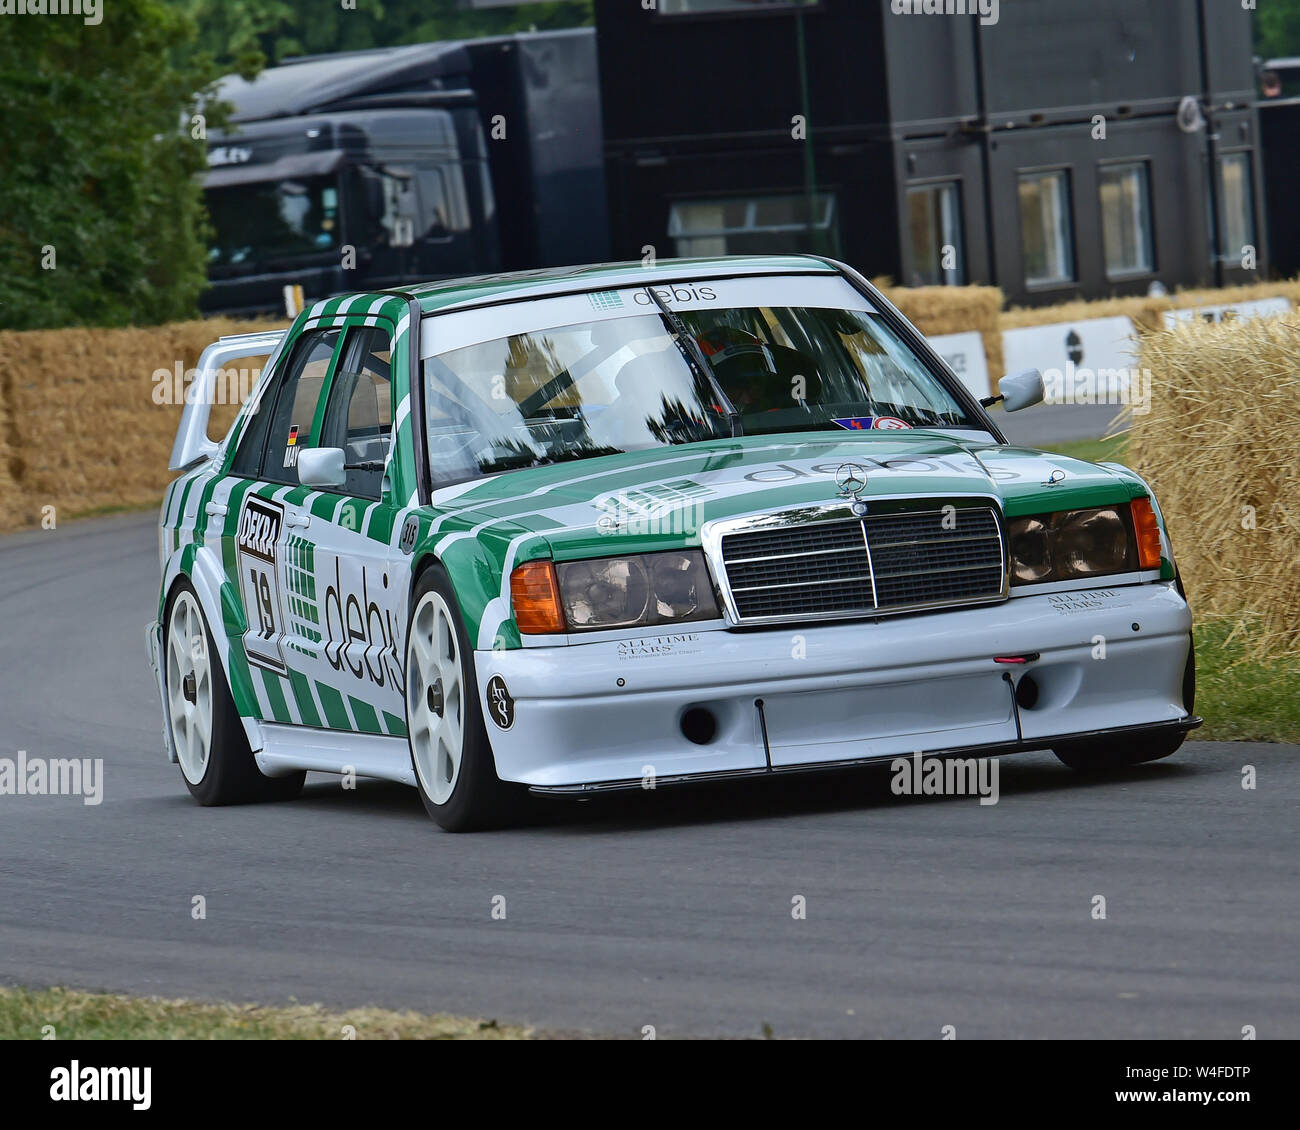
[398,255,841,315]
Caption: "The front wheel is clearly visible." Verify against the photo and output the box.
[405,566,520,831]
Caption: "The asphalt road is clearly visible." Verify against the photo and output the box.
[995,402,1124,447]
[1,513,1296,1039]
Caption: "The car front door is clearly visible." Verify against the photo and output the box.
[225,324,344,723]
[278,319,408,738]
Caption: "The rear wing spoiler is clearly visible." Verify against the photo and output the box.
[169,330,287,473]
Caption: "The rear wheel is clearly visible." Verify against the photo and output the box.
[405,566,520,831]
[165,581,304,805]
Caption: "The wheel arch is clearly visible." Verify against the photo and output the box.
[407,542,521,652]
[160,543,267,754]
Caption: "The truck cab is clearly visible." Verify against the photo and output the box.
[200,32,608,317]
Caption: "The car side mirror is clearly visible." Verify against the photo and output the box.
[998,369,1045,413]
[298,447,346,488]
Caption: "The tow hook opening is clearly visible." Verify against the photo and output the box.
[681,706,719,746]
[1015,674,1040,710]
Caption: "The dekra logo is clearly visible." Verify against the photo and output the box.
[237,500,281,561]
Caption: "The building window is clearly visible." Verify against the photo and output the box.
[1018,169,1075,287]
[668,194,838,257]
[1099,162,1154,279]
[659,0,819,12]
[907,182,965,286]
[1217,152,1256,264]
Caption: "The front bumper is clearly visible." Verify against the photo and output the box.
[475,582,1196,789]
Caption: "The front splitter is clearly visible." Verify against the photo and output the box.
[526,714,1203,796]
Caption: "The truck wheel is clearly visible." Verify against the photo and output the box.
[165,581,304,805]
[405,565,521,831]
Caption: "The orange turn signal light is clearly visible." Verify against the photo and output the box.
[510,560,566,635]
[1130,498,1163,571]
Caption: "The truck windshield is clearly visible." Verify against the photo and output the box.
[206,175,341,268]
[422,300,974,485]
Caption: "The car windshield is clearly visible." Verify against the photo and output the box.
[206,175,341,268]
[422,285,975,484]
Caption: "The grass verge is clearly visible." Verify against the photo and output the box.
[1191,620,1300,743]
[1033,433,1131,465]
[0,986,533,1040]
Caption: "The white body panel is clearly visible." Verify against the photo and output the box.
[169,332,286,472]
[475,582,1193,788]
[255,724,414,786]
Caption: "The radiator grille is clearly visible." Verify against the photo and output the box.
[718,506,1005,622]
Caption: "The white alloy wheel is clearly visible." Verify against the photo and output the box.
[406,590,466,806]
[167,590,214,786]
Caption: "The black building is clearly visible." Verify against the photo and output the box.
[1258,58,1300,280]
[594,0,1266,306]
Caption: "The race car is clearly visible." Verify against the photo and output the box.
[147,255,1199,830]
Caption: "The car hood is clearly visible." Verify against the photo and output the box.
[428,431,1147,561]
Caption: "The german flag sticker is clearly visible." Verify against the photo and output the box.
[287,425,299,446]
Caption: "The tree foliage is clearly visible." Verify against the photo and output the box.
[0,2,592,330]
[0,0,226,329]
[1255,0,1300,60]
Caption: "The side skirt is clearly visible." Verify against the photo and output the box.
[255,723,415,786]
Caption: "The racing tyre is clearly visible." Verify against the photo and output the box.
[1053,640,1195,772]
[405,565,522,831]
[165,581,305,805]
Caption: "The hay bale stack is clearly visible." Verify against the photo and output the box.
[0,318,282,530]
[1130,314,1300,659]
[884,284,1005,381]
[1002,279,1300,336]
[0,379,18,533]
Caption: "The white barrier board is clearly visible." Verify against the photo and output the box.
[1002,316,1138,379]
[1163,297,1291,327]
[928,330,992,401]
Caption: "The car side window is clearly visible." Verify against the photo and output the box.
[253,328,344,485]
[319,325,395,501]
[231,327,342,481]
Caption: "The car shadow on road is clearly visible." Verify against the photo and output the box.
[519,753,1203,836]
[152,751,1199,834]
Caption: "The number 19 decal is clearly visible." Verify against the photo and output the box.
[237,496,288,674]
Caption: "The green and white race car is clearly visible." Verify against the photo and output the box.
[147,256,1198,830]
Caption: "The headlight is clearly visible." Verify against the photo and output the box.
[511,550,720,634]
[1007,506,1138,585]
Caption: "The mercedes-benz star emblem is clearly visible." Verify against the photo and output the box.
[835,463,870,515]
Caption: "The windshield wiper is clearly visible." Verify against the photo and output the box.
[642,287,743,438]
